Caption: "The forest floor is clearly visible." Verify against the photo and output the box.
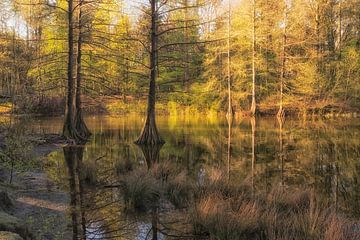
[0,138,72,240]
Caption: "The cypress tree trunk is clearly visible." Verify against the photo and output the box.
[63,0,80,141]
[75,0,91,139]
[135,0,164,145]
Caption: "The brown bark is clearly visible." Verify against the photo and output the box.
[63,0,79,141]
[75,0,91,139]
[135,0,164,145]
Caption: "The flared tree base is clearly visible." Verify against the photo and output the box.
[75,114,92,139]
[63,118,91,145]
[135,118,165,146]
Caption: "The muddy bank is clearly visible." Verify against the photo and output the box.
[0,136,72,240]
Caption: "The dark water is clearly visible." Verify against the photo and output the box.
[28,115,360,239]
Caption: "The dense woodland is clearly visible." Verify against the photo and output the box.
[0,1,360,239]
[0,0,359,118]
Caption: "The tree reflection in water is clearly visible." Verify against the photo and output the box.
[38,115,360,239]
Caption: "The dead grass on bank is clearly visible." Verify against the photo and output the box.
[116,162,359,240]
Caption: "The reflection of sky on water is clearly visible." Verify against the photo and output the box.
[24,115,360,238]
[86,223,105,240]
[136,222,165,240]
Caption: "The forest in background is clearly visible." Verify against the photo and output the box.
[0,0,359,117]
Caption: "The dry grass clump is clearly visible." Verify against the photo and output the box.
[119,168,162,212]
[166,170,194,208]
[190,194,263,240]
[117,164,359,239]
[118,160,190,211]
[189,186,360,240]
[150,160,178,181]
[196,167,252,200]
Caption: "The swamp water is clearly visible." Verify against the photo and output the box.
[26,115,360,239]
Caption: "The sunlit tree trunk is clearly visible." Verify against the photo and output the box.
[250,0,257,116]
[227,0,233,117]
[277,1,287,119]
[338,0,342,60]
[63,0,79,141]
[75,0,91,139]
[135,0,164,145]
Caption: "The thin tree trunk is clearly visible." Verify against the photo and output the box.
[250,0,257,116]
[338,0,342,60]
[135,0,164,145]
[277,1,287,119]
[227,0,233,117]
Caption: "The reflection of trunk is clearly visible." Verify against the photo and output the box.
[75,147,87,239]
[64,146,87,240]
[278,117,284,189]
[250,0,257,116]
[151,208,158,240]
[9,157,15,184]
[64,147,79,240]
[184,133,192,171]
[137,144,163,169]
[227,117,233,180]
[136,0,164,145]
[251,117,256,194]
[332,162,338,211]
[75,0,91,139]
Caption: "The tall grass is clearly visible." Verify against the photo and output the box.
[117,163,359,239]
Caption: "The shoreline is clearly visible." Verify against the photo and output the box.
[0,140,71,240]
